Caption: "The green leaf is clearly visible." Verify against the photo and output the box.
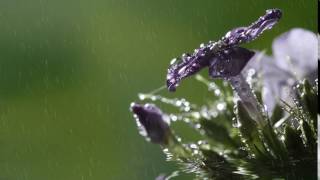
[261,122,287,161]
[235,101,269,159]
[284,125,306,158]
[254,90,263,105]
[200,119,238,149]
[200,149,240,179]
[270,104,284,125]
[301,120,316,153]
[301,80,318,127]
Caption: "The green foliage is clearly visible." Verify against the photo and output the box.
[137,78,318,179]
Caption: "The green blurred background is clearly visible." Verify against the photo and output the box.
[0,0,317,179]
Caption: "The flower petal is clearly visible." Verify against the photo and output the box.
[209,47,255,78]
[223,9,282,46]
[166,9,282,92]
[166,44,212,91]
[247,28,320,114]
[272,28,318,79]
[244,52,296,115]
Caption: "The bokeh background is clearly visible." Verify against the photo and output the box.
[0,0,317,179]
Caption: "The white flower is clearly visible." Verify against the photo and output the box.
[244,28,318,115]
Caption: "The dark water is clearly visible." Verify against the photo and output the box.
[0,0,317,179]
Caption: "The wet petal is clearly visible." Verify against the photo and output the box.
[166,44,212,91]
[272,28,318,79]
[209,47,255,78]
[223,9,282,46]
[131,103,171,144]
[246,29,319,113]
[166,9,282,92]
[318,34,320,59]
[244,52,296,115]
[223,27,248,46]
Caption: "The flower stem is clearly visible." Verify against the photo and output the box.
[228,74,266,126]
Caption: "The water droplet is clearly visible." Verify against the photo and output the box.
[193,150,199,155]
[138,93,146,100]
[182,53,189,59]
[169,114,178,121]
[150,96,157,101]
[195,123,201,129]
[214,89,221,96]
[232,117,241,128]
[171,58,179,65]
[175,100,182,106]
[217,102,226,111]
[183,106,190,112]
[210,111,218,118]
[248,68,256,76]
[177,66,187,75]
[190,144,197,149]
[192,112,201,119]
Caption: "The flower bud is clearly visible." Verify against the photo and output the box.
[130,103,171,145]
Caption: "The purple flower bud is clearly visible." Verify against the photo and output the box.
[223,9,282,46]
[130,103,171,145]
[166,9,281,91]
[209,47,255,78]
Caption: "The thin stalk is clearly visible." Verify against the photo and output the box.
[228,74,266,126]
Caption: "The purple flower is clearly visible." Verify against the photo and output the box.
[130,103,171,145]
[243,28,318,114]
[223,9,282,46]
[167,45,212,91]
[166,9,282,91]
[209,47,255,78]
